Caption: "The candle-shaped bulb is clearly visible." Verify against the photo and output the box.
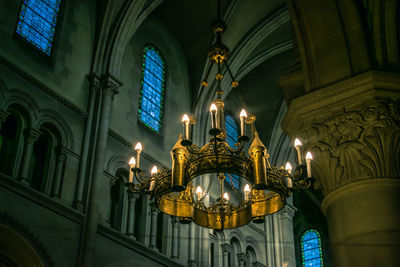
[285,162,292,174]
[182,114,190,123]
[210,103,217,112]
[223,192,229,201]
[151,166,158,175]
[128,157,136,183]
[135,142,143,152]
[129,157,136,167]
[244,184,251,201]
[196,186,203,200]
[210,103,218,130]
[294,138,302,164]
[294,138,302,148]
[239,109,248,138]
[240,109,247,118]
[244,184,251,193]
[306,152,313,178]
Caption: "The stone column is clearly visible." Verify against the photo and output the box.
[282,71,400,266]
[221,244,231,267]
[74,74,100,211]
[171,217,180,259]
[79,75,121,267]
[149,203,159,250]
[51,147,66,198]
[237,253,249,267]
[279,204,296,267]
[126,192,139,239]
[19,128,41,185]
[188,222,196,266]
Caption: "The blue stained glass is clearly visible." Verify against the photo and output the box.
[301,230,323,267]
[138,46,165,133]
[16,0,61,55]
[225,114,239,188]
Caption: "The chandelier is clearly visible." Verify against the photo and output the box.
[125,0,313,230]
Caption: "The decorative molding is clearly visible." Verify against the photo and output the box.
[283,71,400,133]
[248,222,266,236]
[0,212,54,267]
[0,54,87,117]
[0,173,84,224]
[97,224,185,267]
[300,99,400,195]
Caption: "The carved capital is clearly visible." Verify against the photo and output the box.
[300,99,400,195]
[101,74,122,97]
[25,128,42,144]
[87,74,101,95]
[237,252,249,263]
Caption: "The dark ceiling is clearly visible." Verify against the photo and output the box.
[151,0,294,145]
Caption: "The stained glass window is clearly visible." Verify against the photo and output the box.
[138,46,166,133]
[301,230,323,267]
[225,114,239,188]
[16,0,61,56]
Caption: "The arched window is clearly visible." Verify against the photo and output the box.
[109,169,127,231]
[16,0,61,55]
[0,113,22,176]
[29,124,62,195]
[301,229,323,267]
[224,114,239,188]
[138,46,166,133]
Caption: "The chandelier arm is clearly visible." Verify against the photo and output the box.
[186,143,204,155]
[225,62,238,87]
[222,140,245,153]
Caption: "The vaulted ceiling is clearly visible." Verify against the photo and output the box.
[151,0,295,144]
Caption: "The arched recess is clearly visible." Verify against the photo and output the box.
[0,104,31,178]
[106,155,130,176]
[230,236,242,266]
[93,0,164,77]
[29,123,62,195]
[109,168,128,231]
[246,246,257,265]
[244,236,263,263]
[36,109,74,150]
[0,215,52,267]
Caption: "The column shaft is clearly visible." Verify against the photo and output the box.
[51,149,66,198]
[126,193,138,238]
[79,75,120,267]
[74,74,100,211]
[149,206,158,249]
[19,128,41,184]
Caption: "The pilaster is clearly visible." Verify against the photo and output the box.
[282,71,400,266]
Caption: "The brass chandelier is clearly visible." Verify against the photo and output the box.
[125,0,313,230]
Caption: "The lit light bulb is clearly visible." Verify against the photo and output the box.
[294,138,302,148]
[240,109,248,118]
[210,103,217,112]
[244,184,251,201]
[182,114,190,123]
[305,152,313,178]
[244,184,251,193]
[196,186,203,200]
[285,162,292,174]
[128,157,136,183]
[135,142,142,152]
[151,166,158,175]
[223,192,229,201]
